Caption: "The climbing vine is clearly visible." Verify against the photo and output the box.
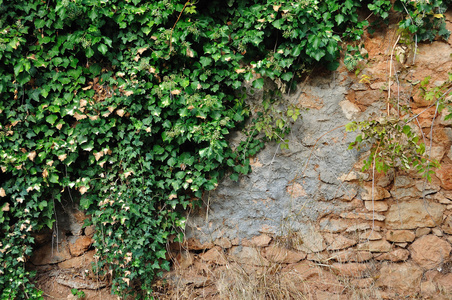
[0,0,450,298]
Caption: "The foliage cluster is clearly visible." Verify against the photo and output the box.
[0,0,449,298]
[346,117,440,180]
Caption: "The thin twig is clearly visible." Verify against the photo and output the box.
[168,1,191,56]
[388,34,401,115]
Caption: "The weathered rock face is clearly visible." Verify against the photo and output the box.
[171,28,452,297]
[376,263,423,294]
[409,235,451,269]
[385,200,444,229]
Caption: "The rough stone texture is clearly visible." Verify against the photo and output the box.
[329,250,373,263]
[183,238,214,250]
[376,263,423,294]
[262,245,306,264]
[436,164,452,190]
[31,242,72,265]
[386,230,416,242]
[331,263,370,278]
[357,240,392,252]
[345,223,372,232]
[409,235,451,269]
[68,236,93,257]
[340,212,385,221]
[58,250,95,269]
[442,215,452,235]
[292,227,326,253]
[288,261,343,294]
[319,218,351,233]
[386,200,444,229]
[360,186,391,201]
[339,100,360,120]
[359,230,382,241]
[214,237,232,249]
[173,251,195,269]
[374,249,410,262]
[229,246,269,266]
[84,225,96,238]
[416,227,432,237]
[434,273,452,294]
[200,246,227,265]
[184,74,357,243]
[350,278,374,289]
[248,234,272,247]
[390,187,419,200]
[364,200,388,212]
[324,234,357,251]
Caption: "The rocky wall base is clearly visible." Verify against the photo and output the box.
[162,231,452,300]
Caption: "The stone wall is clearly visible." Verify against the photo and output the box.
[163,12,452,300]
[29,12,452,300]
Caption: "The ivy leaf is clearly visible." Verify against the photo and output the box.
[252,78,264,89]
[335,14,344,25]
[98,44,108,55]
[46,115,58,125]
[86,47,95,58]
[281,72,293,82]
[230,173,239,181]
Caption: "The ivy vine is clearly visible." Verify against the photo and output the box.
[0,0,449,298]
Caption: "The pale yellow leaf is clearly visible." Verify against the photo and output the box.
[42,169,49,178]
[1,203,9,211]
[89,115,99,121]
[124,90,134,96]
[74,112,87,120]
[273,5,281,11]
[46,160,54,167]
[137,47,148,54]
[27,151,36,162]
[0,187,6,197]
[116,109,125,117]
[80,99,88,108]
[79,186,88,195]
[93,151,103,161]
[169,194,177,200]
[235,69,246,74]
[56,123,63,130]
[171,89,181,95]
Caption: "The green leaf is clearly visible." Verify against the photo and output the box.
[98,44,108,55]
[46,115,58,125]
[281,72,293,82]
[86,47,94,58]
[252,78,264,89]
[80,197,92,210]
[230,173,239,181]
[335,14,344,25]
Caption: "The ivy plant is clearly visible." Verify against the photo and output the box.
[0,0,449,298]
